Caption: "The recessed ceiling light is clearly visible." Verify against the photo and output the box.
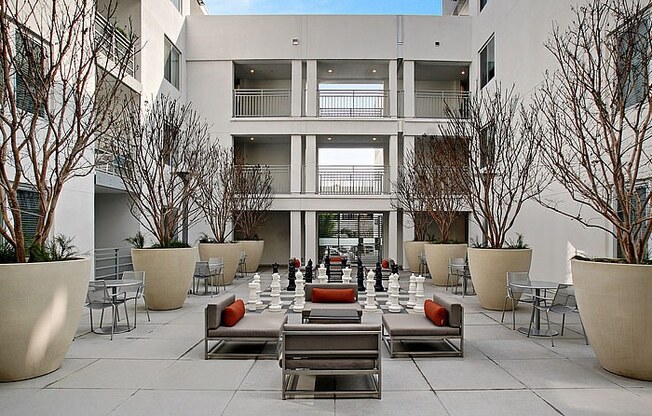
[371,69,377,73]
[461,70,466,75]
[250,137,255,141]
[327,68,334,73]
[292,38,299,45]
[249,69,255,74]
[327,137,332,141]
[372,137,377,141]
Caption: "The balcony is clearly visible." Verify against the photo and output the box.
[318,89,389,118]
[94,13,136,78]
[415,90,470,118]
[233,89,291,117]
[316,165,389,195]
[242,164,290,194]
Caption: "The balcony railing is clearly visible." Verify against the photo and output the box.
[415,90,470,118]
[95,138,129,177]
[318,90,389,118]
[233,89,291,117]
[317,165,389,195]
[94,12,136,77]
[242,164,290,194]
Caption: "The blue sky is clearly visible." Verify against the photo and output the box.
[203,0,442,15]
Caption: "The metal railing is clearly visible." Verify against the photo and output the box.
[242,164,290,194]
[317,165,389,195]
[94,247,134,280]
[318,89,389,118]
[94,13,136,77]
[233,89,291,117]
[415,90,470,118]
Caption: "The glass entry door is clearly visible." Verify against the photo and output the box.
[317,212,384,265]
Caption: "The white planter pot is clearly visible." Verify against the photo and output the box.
[424,243,468,286]
[237,240,264,273]
[0,258,90,381]
[572,259,652,380]
[403,241,425,273]
[198,243,241,285]
[131,247,196,310]
[467,248,532,310]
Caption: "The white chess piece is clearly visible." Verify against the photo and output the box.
[293,271,305,312]
[388,273,401,312]
[407,273,417,308]
[269,272,282,312]
[317,264,328,284]
[365,270,377,311]
[342,267,352,283]
[247,282,258,311]
[253,272,263,305]
[414,275,426,312]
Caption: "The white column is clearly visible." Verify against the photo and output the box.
[403,61,415,118]
[290,135,302,194]
[305,210,317,262]
[389,134,398,192]
[306,60,318,117]
[305,134,317,193]
[401,135,415,266]
[291,60,303,117]
[290,211,302,259]
[389,60,398,117]
[388,210,398,262]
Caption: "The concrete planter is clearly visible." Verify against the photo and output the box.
[467,248,532,310]
[424,243,468,286]
[572,259,652,380]
[131,247,196,310]
[198,243,241,285]
[0,258,90,381]
[237,240,264,273]
[403,241,425,273]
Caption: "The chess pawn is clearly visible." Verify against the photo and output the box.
[407,273,417,308]
[318,263,328,284]
[269,273,282,312]
[253,273,263,305]
[414,275,426,312]
[248,282,258,311]
[293,271,305,312]
[365,270,377,311]
[342,267,352,283]
[388,273,401,313]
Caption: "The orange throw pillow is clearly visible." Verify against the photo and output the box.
[222,299,245,326]
[424,299,447,326]
[312,288,355,303]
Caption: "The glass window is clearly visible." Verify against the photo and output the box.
[480,36,495,88]
[17,189,40,245]
[164,38,180,89]
[479,124,495,169]
[170,0,182,12]
[480,0,489,12]
[15,31,46,116]
[621,15,650,107]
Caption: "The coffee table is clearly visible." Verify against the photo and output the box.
[307,308,362,324]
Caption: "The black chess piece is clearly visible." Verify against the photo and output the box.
[325,255,331,282]
[342,257,348,269]
[356,257,365,291]
[272,262,279,274]
[287,259,296,291]
[374,261,384,292]
[305,259,313,283]
[391,260,399,275]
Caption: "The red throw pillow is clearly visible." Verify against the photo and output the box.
[293,258,301,268]
[381,258,390,269]
[222,299,245,327]
[424,299,447,326]
[312,288,355,303]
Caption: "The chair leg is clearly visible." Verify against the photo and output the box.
[143,296,151,321]
[511,298,516,330]
[88,308,94,332]
[501,296,508,323]
[560,313,566,336]
[123,301,130,329]
[110,305,116,340]
[133,298,138,329]
[545,311,554,347]
[99,308,105,328]
[527,304,536,338]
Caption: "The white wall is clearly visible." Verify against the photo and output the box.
[94,193,141,249]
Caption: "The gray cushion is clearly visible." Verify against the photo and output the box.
[205,294,236,329]
[302,301,363,313]
[382,314,460,336]
[284,358,378,370]
[432,293,463,328]
[208,313,287,338]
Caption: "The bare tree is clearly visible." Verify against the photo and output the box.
[0,0,137,262]
[439,85,547,248]
[391,149,433,241]
[534,0,652,264]
[233,155,274,240]
[112,95,207,247]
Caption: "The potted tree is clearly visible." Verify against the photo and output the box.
[417,136,468,286]
[391,150,433,273]
[112,95,206,310]
[0,1,137,380]
[440,86,546,309]
[233,157,274,273]
[534,0,652,380]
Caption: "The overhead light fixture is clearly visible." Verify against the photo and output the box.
[327,68,334,73]
[250,137,255,141]
[292,38,299,45]
[461,70,466,75]
[371,69,377,73]
[372,137,377,141]
[249,69,255,74]
[327,137,332,141]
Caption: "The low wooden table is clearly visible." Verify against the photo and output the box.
[307,308,362,324]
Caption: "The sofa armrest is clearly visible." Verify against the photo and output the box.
[432,293,463,328]
[205,294,236,330]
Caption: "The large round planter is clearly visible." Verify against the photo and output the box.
[467,248,532,310]
[131,247,196,310]
[237,240,264,273]
[0,258,90,381]
[198,243,240,285]
[404,241,426,273]
[572,259,652,380]
[424,243,468,285]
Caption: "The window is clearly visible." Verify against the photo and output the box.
[479,124,495,169]
[15,31,46,116]
[164,38,180,89]
[480,36,495,88]
[16,189,40,245]
[480,0,489,11]
[170,0,182,12]
[617,184,649,257]
[620,15,650,107]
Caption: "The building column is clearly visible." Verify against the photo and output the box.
[305,135,317,193]
[402,134,415,265]
[403,60,415,118]
[306,60,318,117]
[388,211,398,262]
[290,135,302,194]
[389,60,398,117]
[389,134,398,193]
[291,60,303,117]
[290,211,302,259]
[305,211,317,263]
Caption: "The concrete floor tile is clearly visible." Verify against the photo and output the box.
[49,359,173,389]
[0,358,95,389]
[537,388,652,416]
[110,337,201,359]
[463,324,525,341]
[437,390,560,416]
[222,391,334,416]
[473,339,560,360]
[1,388,134,416]
[144,360,254,390]
[570,358,652,388]
[416,360,524,390]
[379,359,431,391]
[240,359,283,391]
[335,391,446,415]
[497,358,618,389]
[110,390,233,416]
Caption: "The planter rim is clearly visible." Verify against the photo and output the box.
[0,257,90,267]
[468,247,532,252]
[424,242,468,246]
[132,247,196,252]
[571,258,651,269]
